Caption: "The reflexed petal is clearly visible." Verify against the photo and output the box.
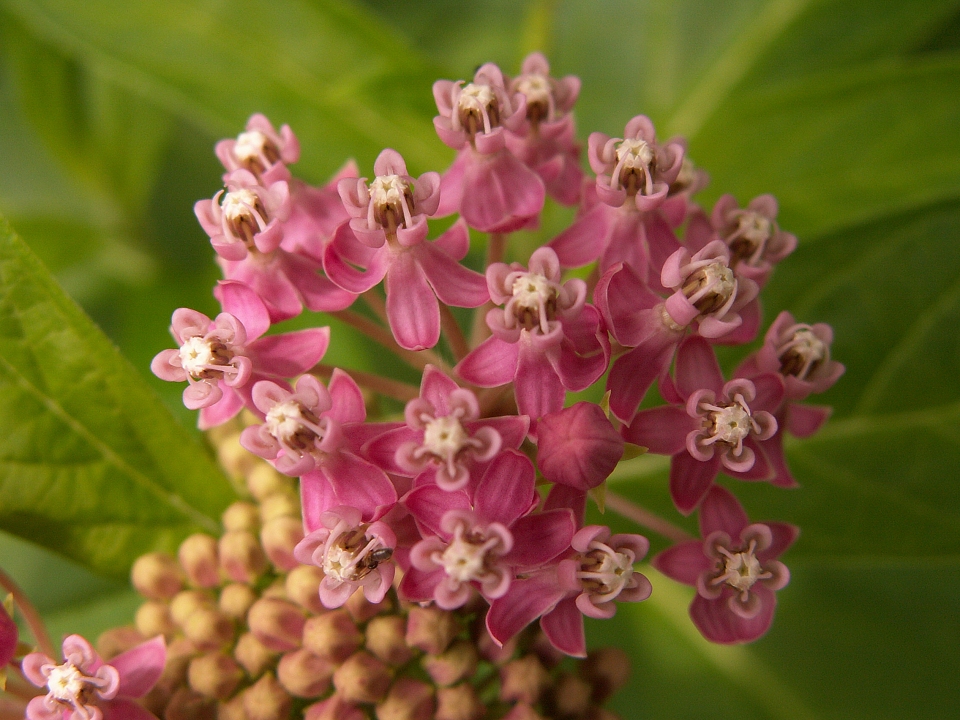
[111,636,166,698]
[623,406,695,456]
[540,597,586,657]
[475,450,538,526]
[486,573,567,648]
[417,243,490,308]
[669,452,720,515]
[404,485,470,537]
[455,336,519,387]
[504,509,575,568]
[328,369,366,424]
[675,336,724,398]
[385,251,440,351]
[247,327,330,377]
[698,486,749,538]
[652,542,710,585]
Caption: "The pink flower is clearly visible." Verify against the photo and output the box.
[323,150,489,351]
[623,336,784,514]
[433,63,546,232]
[400,450,575,610]
[293,505,397,608]
[22,634,165,720]
[653,486,797,644]
[709,194,797,287]
[363,365,529,492]
[215,113,300,185]
[455,247,609,421]
[536,402,624,491]
[486,525,651,657]
[240,371,397,520]
[280,161,358,263]
[587,115,685,212]
[151,281,330,429]
[504,52,584,206]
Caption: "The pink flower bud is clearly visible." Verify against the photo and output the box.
[164,687,217,720]
[376,677,435,720]
[131,552,183,600]
[260,516,305,570]
[332,651,392,704]
[218,530,269,583]
[188,651,243,699]
[304,693,366,720]
[365,615,414,666]
[241,672,292,720]
[183,607,234,650]
[406,606,458,655]
[536,402,624,490]
[248,597,305,652]
[436,684,484,720]
[178,533,221,588]
[277,648,334,698]
[135,600,177,638]
[219,582,258,619]
[302,610,363,663]
[222,501,261,531]
[550,672,592,717]
[285,565,326,614]
[580,647,630,702]
[169,589,215,627]
[500,655,552,705]
[234,632,278,677]
[246,463,296,501]
[422,641,479,687]
[260,491,301,522]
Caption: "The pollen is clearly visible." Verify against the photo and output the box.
[179,336,215,378]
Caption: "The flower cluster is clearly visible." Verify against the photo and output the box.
[40,49,850,717]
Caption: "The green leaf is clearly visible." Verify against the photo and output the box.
[0,0,449,178]
[0,215,235,578]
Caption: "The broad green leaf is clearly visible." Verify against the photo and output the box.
[0,0,449,178]
[0,215,235,579]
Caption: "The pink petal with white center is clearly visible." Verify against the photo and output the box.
[670,452,720,515]
[698,486,749,538]
[198,385,245,429]
[540,597,587,657]
[623,406,695,456]
[417,242,490,308]
[385,250,440,351]
[455,336,520,387]
[675,336,724,399]
[725,437,774,480]
[504,509,576,569]
[459,151,545,233]
[653,541,711,586]
[787,403,832,438]
[404,484,471,537]
[111,636,166,698]
[486,573,568,648]
[474,450,538,527]
[218,280,272,340]
[247,327,330,378]
[328,369,367,424]
[514,341,565,420]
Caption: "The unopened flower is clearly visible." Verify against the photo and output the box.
[294,505,397,608]
[22,634,166,720]
[456,247,608,421]
[654,486,797,643]
[536,402,624,491]
[151,281,330,428]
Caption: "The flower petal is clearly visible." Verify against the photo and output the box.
[111,636,166,698]
[385,250,440,351]
[475,450,538,526]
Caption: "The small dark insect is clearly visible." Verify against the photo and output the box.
[365,547,395,569]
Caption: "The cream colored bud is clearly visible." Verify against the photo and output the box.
[179,533,221,588]
[261,578,289,600]
[476,622,517,664]
[580,647,630,702]
[500,655,551,705]
[333,651,392,704]
[183,607,235,650]
[157,638,199,692]
[422,641,478,687]
[241,673,292,720]
[219,582,258,619]
[436,684,484,720]
[346,584,391,623]
[217,695,247,720]
[164,687,217,720]
[246,463,295,501]
[500,703,546,720]
[217,432,258,479]
[277,648,334,698]
[96,626,144,660]
[219,530,268,583]
[302,610,362,663]
[366,615,414,667]
[304,694,366,720]
[136,600,178,638]
[375,678,434,720]
[406,606,458,655]
[222,501,260,532]
[260,516,304,571]
[131,552,183,599]
[551,672,593,717]
[234,632,278,678]
[284,565,325,613]
[247,597,304,652]
[170,589,215,627]
[259,491,300,523]
[188,652,244,699]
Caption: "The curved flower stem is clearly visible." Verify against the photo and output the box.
[332,309,441,371]
[0,567,54,659]
[469,232,508,348]
[361,290,390,326]
[604,491,695,544]
[311,364,420,403]
[439,305,470,362]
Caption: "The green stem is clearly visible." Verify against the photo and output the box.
[311,364,420,403]
[604,491,695,544]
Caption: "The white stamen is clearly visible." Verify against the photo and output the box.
[178,337,215,377]
[578,541,634,601]
[234,131,269,162]
[438,531,497,583]
[222,189,261,222]
[615,139,653,169]
[737,212,771,244]
[422,415,469,462]
[265,401,308,444]
[46,663,86,702]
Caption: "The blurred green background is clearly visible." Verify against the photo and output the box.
[1,1,959,717]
